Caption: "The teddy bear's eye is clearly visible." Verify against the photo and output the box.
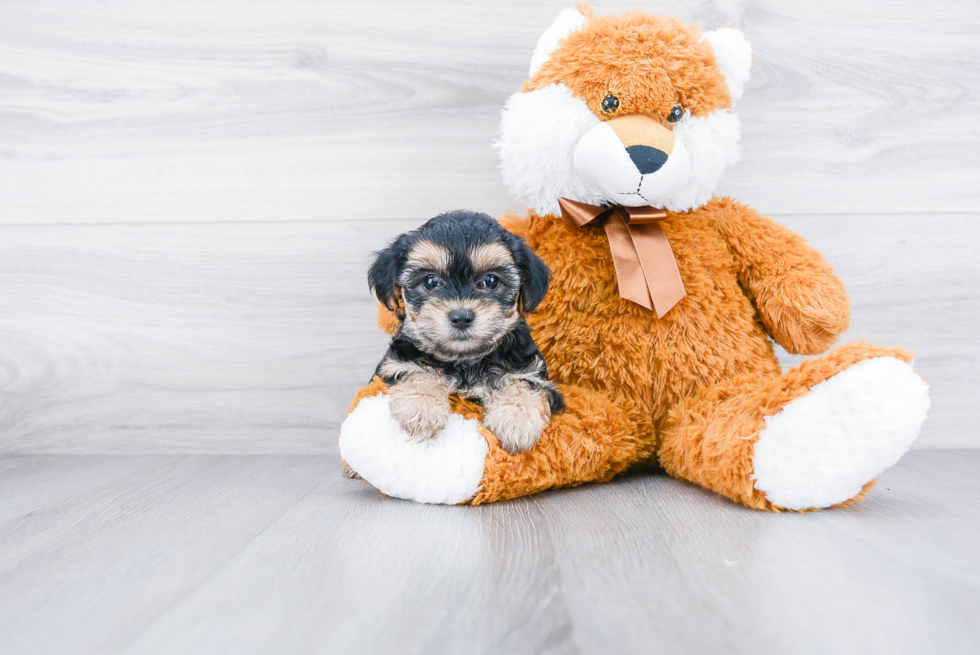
[667,105,685,124]
[600,94,620,115]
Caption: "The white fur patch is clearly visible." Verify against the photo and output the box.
[496,83,742,214]
[528,8,587,77]
[702,28,752,102]
[752,357,931,510]
[573,121,691,208]
[495,84,603,216]
[339,394,488,505]
[665,110,741,212]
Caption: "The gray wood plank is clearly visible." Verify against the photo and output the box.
[0,220,394,454]
[122,476,578,655]
[0,214,975,453]
[0,455,180,523]
[0,455,330,654]
[0,451,976,654]
[528,457,980,654]
[0,0,977,225]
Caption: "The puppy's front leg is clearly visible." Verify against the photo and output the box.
[482,380,552,454]
[387,371,453,442]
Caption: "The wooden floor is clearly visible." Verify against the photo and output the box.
[0,449,977,655]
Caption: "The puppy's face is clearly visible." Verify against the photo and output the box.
[369,211,551,361]
[399,240,520,360]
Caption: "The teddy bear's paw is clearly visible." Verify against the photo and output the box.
[751,357,930,510]
[339,394,488,504]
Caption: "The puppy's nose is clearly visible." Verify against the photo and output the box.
[449,309,475,330]
[626,145,669,175]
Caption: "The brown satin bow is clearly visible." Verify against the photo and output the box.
[558,197,686,318]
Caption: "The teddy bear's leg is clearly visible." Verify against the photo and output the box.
[340,380,642,505]
[657,342,930,511]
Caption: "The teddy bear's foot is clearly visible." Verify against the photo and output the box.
[340,378,642,505]
[751,356,929,509]
[659,342,930,511]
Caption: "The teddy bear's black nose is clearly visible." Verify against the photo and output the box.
[626,145,669,175]
[449,309,475,330]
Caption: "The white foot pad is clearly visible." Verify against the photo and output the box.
[752,357,930,510]
[339,394,488,505]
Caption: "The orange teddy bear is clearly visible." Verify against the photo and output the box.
[340,6,930,510]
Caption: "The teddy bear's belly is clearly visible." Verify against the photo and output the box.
[525,216,779,429]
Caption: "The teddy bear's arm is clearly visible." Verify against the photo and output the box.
[712,199,850,355]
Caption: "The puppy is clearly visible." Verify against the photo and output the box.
[367,210,564,454]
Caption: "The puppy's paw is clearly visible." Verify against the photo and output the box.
[390,397,449,442]
[483,383,551,454]
[387,374,452,442]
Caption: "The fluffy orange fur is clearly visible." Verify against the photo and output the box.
[658,341,910,510]
[347,377,640,505]
[502,199,854,452]
[365,199,899,509]
[352,9,913,510]
[524,11,732,120]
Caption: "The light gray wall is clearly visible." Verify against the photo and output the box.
[0,0,977,452]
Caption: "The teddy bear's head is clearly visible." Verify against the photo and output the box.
[495,6,752,216]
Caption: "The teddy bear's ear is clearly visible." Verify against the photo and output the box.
[702,28,753,102]
[528,7,587,78]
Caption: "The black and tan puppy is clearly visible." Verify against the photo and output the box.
[368,210,564,454]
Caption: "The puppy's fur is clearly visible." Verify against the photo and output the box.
[368,210,564,454]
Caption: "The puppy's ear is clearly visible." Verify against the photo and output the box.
[368,234,411,312]
[505,233,551,313]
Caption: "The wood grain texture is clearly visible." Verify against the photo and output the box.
[0,0,978,452]
[0,214,975,453]
[0,450,977,654]
[0,221,391,453]
[0,0,978,225]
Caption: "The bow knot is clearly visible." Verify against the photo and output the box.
[558,197,686,318]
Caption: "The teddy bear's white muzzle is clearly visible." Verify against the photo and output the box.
[573,119,690,208]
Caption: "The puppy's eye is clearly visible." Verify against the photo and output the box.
[600,93,620,115]
[667,104,685,124]
[422,275,441,291]
[477,274,499,290]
